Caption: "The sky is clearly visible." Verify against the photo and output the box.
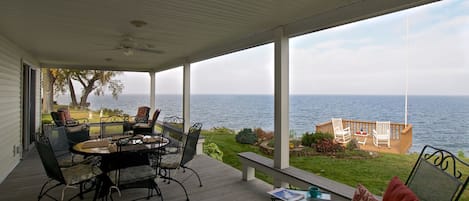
[116,0,468,96]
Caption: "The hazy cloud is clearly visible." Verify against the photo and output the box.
[118,0,467,96]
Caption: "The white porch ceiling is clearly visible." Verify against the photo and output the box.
[0,0,437,72]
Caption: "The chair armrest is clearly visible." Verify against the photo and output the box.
[66,118,88,127]
[66,120,79,126]
[344,127,350,131]
[76,118,89,124]
[372,129,377,135]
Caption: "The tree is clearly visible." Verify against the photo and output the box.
[72,70,123,108]
[49,69,124,108]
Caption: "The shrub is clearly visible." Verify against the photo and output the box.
[316,139,344,153]
[101,108,124,116]
[267,139,275,147]
[458,150,465,158]
[312,132,334,143]
[301,132,334,147]
[301,132,314,147]
[346,138,360,151]
[204,142,223,161]
[254,128,273,142]
[235,128,257,144]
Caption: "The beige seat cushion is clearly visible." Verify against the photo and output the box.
[62,163,102,185]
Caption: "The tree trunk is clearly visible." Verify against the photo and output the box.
[68,78,78,107]
[42,69,54,113]
[79,85,94,108]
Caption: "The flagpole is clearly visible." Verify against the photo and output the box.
[405,16,409,127]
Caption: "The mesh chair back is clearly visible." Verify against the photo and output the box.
[406,145,469,201]
[65,129,90,147]
[36,135,66,183]
[45,126,70,157]
[181,123,202,166]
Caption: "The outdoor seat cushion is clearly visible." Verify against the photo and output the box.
[65,124,89,133]
[352,184,378,201]
[383,176,419,201]
[133,123,150,128]
[58,154,86,167]
[160,153,182,169]
[109,165,157,185]
[61,163,102,185]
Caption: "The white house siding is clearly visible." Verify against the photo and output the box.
[0,34,39,183]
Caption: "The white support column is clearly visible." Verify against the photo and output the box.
[183,63,191,133]
[273,26,290,187]
[149,72,156,113]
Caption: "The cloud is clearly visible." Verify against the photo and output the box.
[191,44,274,94]
[288,0,469,95]
[119,0,468,96]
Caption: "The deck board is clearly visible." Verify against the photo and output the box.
[355,135,403,154]
[0,150,273,201]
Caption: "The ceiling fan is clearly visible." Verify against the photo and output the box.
[113,34,164,56]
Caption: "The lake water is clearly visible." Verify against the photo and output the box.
[57,94,469,154]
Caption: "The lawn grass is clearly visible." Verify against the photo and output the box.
[202,129,469,199]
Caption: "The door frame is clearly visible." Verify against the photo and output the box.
[21,60,38,156]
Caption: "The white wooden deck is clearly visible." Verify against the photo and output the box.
[0,150,273,201]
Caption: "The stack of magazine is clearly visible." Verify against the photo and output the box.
[268,188,305,201]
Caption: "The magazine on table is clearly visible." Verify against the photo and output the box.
[268,188,305,201]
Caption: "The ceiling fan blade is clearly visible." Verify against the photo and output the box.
[133,47,165,54]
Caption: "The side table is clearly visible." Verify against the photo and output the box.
[354,131,368,145]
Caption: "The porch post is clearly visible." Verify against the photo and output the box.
[183,62,191,133]
[149,72,156,113]
[273,26,289,187]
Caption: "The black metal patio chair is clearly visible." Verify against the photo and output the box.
[405,145,469,201]
[158,122,203,201]
[36,134,102,201]
[106,139,163,200]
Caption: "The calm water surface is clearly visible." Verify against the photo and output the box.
[57,95,469,154]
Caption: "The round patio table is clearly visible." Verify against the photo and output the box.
[72,135,170,201]
[72,135,170,155]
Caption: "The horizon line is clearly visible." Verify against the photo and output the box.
[59,93,469,97]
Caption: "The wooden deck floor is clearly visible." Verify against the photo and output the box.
[353,135,403,154]
[0,150,273,201]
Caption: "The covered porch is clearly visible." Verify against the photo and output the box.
[0,0,439,199]
[0,149,359,201]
